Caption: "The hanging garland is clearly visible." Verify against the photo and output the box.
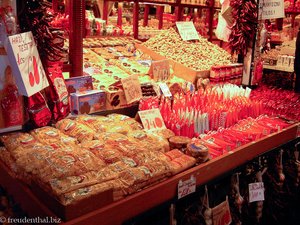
[19,0,64,63]
[229,0,258,56]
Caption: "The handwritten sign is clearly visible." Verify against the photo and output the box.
[149,60,170,82]
[176,21,200,41]
[212,197,232,225]
[259,0,284,20]
[249,182,265,203]
[121,75,142,104]
[159,83,172,97]
[138,108,166,130]
[5,32,49,97]
[178,175,196,199]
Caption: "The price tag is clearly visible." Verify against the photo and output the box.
[222,6,234,27]
[137,60,152,67]
[149,60,170,81]
[212,197,232,225]
[176,21,200,41]
[159,83,172,97]
[249,182,265,203]
[121,75,142,104]
[178,175,196,199]
[5,31,49,97]
[258,0,285,20]
[138,108,166,130]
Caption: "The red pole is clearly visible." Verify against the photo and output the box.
[103,0,109,22]
[117,3,123,27]
[157,6,164,30]
[69,0,85,77]
[143,4,150,27]
[133,1,139,39]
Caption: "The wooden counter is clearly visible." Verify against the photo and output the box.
[0,123,299,225]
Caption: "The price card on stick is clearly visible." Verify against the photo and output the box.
[178,175,196,199]
[138,108,166,130]
[176,21,200,41]
[121,75,143,104]
[159,83,172,97]
[249,182,265,203]
[149,60,170,81]
[4,32,49,97]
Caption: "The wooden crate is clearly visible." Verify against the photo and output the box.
[136,44,210,83]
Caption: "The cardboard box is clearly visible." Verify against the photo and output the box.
[136,44,210,83]
[70,90,106,115]
[105,89,135,110]
[65,75,93,94]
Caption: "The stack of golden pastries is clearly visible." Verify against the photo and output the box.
[0,114,196,206]
[143,28,232,71]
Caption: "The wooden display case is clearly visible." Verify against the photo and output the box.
[0,123,298,225]
[137,43,210,82]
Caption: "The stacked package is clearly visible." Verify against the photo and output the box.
[0,114,196,206]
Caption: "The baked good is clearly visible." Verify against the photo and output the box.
[0,132,38,153]
[75,115,108,133]
[127,130,169,152]
[107,114,143,130]
[59,182,113,206]
[148,129,175,140]
[47,171,99,196]
[55,118,95,142]
[30,126,78,146]
[169,155,196,175]
[186,141,210,163]
[169,136,191,152]
[164,149,185,161]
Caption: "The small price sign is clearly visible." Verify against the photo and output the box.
[121,75,143,104]
[5,31,49,97]
[149,60,170,82]
[176,21,200,41]
[249,182,265,203]
[138,108,166,130]
[178,175,196,199]
[159,83,172,97]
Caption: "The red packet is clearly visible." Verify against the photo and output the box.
[27,92,52,127]
[45,62,70,121]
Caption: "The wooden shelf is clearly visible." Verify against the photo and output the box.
[263,64,294,73]
[0,123,298,225]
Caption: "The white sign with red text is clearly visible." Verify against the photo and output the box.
[249,182,265,203]
[178,175,196,199]
[5,32,48,96]
[138,108,166,130]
